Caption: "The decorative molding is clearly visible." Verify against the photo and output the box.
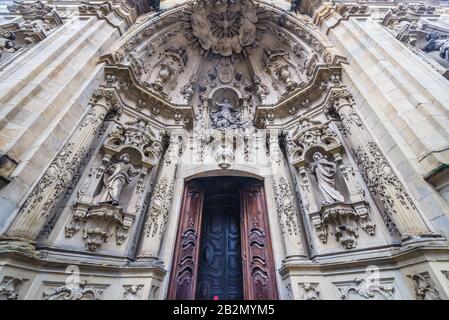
[311,202,375,249]
[42,281,103,300]
[273,177,299,236]
[65,203,134,251]
[298,282,320,300]
[180,0,268,60]
[122,284,144,300]
[143,177,174,239]
[339,278,394,300]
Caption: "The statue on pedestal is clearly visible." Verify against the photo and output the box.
[97,153,139,206]
[311,152,344,205]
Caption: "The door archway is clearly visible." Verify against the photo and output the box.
[167,176,278,300]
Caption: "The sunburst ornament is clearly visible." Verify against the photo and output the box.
[182,0,267,59]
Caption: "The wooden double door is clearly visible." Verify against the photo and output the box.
[168,177,278,300]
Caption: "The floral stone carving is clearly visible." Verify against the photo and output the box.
[182,0,267,59]
[339,278,394,300]
[42,281,103,300]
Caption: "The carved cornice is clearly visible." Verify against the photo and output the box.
[382,3,437,27]
[78,0,141,34]
[255,68,347,129]
[313,2,371,33]
[254,65,344,127]
[102,66,194,129]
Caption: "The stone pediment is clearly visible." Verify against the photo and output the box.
[99,0,346,126]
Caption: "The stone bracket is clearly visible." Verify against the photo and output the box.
[311,202,375,249]
[65,203,134,251]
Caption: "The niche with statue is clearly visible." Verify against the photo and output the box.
[287,117,376,249]
[64,118,163,251]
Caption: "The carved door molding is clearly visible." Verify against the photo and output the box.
[240,181,279,300]
[167,181,204,300]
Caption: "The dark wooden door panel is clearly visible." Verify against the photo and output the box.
[240,182,279,300]
[196,203,243,300]
[168,182,204,300]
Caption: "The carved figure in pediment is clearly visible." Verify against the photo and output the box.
[311,152,344,205]
[97,153,139,206]
[211,99,240,129]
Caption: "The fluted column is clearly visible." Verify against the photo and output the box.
[330,90,436,240]
[268,129,306,259]
[5,91,119,242]
[138,130,183,260]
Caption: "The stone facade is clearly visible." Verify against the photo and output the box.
[0,0,449,300]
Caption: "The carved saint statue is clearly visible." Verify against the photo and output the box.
[211,99,239,129]
[98,153,139,206]
[310,152,344,205]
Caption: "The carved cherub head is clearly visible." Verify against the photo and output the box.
[119,153,130,164]
[313,152,325,162]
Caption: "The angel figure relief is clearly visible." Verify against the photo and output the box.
[210,99,241,129]
[97,153,140,206]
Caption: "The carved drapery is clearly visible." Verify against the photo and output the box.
[240,182,278,300]
[167,182,204,300]
[6,90,120,242]
[286,116,376,249]
[329,89,436,241]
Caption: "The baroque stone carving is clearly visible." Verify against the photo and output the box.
[42,281,103,300]
[334,3,369,18]
[352,142,417,236]
[288,118,340,167]
[0,31,17,60]
[253,75,269,102]
[181,0,267,59]
[1,0,62,65]
[65,203,134,251]
[407,272,441,300]
[0,277,23,300]
[310,152,344,205]
[211,99,240,129]
[144,177,174,238]
[97,153,140,206]
[339,278,395,300]
[122,284,144,300]
[273,177,299,236]
[10,91,121,241]
[298,282,320,300]
[312,202,375,249]
[263,48,299,92]
[424,32,449,62]
[146,47,188,94]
